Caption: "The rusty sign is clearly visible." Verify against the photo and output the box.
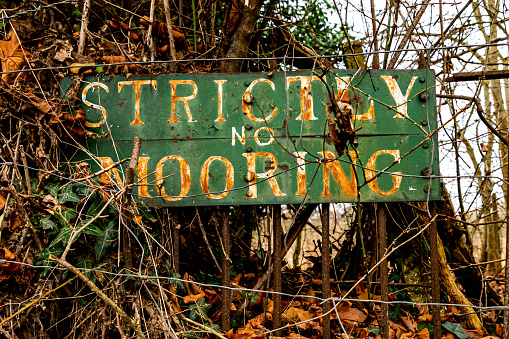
[61,70,440,206]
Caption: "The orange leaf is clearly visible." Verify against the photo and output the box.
[335,301,368,323]
[399,311,418,332]
[69,62,95,74]
[9,212,21,231]
[24,92,52,114]
[0,194,5,211]
[103,55,139,65]
[282,307,314,323]
[416,327,429,339]
[0,29,30,85]
[0,247,20,280]
[183,290,205,304]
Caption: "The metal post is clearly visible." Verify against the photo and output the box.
[172,214,180,274]
[321,204,331,339]
[429,202,441,339]
[221,207,231,331]
[377,205,389,339]
[504,189,509,339]
[273,205,282,336]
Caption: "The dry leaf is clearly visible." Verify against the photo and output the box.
[47,109,86,142]
[9,212,21,231]
[103,55,139,66]
[133,214,142,225]
[70,62,95,74]
[0,194,6,211]
[24,92,52,116]
[0,247,20,280]
[399,311,418,332]
[183,290,205,304]
[416,327,429,339]
[282,307,314,323]
[496,323,503,337]
[0,29,30,85]
[417,314,432,322]
[335,300,368,323]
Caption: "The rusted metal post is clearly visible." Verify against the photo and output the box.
[503,187,509,339]
[124,137,141,269]
[221,207,231,331]
[171,214,180,274]
[429,201,441,339]
[321,204,331,339]
[273,205,282,336]
[377,204,389,339]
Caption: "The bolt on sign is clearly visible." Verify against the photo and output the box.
[61,70,439,206]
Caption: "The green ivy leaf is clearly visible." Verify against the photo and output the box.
[95,220,117,261]
[50,226,74,248]
[81,222,104,237]
[75,254,95,279]
[37,247,64,276]
[58,185,81,204]
[40,217,57,230]
[55,208,77,228]
[96,66,104,73]
[367,327,380,336]
[442,322,469,339]
[87,196,104,217]
[45,182,61,197]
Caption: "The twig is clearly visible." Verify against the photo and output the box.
[73,158,130,183]
[60,189,122,260]
[8,186,44,252]
[163,0,178,72]
[387,0,431,69]
[437,93,509,146]
[125,138,141,198]
[78,0,91,55]
[0,275,78,328]
[50,255,147,339]
[19,146,31,196]
[234,204,316,318]
[147,0,157,61]
[123,137,141,269]
[195,208,222,274]
[182,317,227,339]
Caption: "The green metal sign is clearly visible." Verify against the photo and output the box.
[61,70,439,206]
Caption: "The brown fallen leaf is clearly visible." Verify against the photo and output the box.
[464,329,486,339]
[225,328,254,339]
[0,194,6,211]
[9,212,21,231]
[0,29,30,85]
[167,284,181,313]
[47,109,87,142]
[0,247,20,280]
[69,62,95,74]
[139,17,189,51]
[183,290,205,304]
[400,311,418,332]
[335,300,368,323]
[282,306,314,323]
[103,55,139,67]
[416,327,429,339]
[496,323,503,337]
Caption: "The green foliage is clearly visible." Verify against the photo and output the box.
[367,327,379,336]
[442,322,469,339]
[95,220,118,261]
[239,291,259,303]
[279,0,353,55]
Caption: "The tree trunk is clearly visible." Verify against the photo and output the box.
[220,0,265,73]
